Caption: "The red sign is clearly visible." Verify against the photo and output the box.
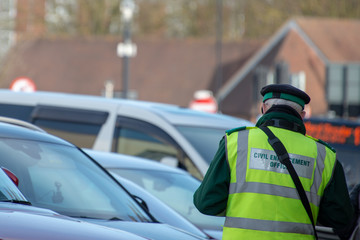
[10,77,36,92]
[189,90,218,113]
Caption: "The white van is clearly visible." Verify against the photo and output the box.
[0,90,253,179]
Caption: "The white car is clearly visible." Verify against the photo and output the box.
[0,90,253,179]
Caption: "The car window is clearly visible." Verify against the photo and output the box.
[31,105,108,148]
[114,127,178,160]
[113,116,202,179]
[0,104,107,149]
[0,138,153,222]
[175,126,227,164]
[110,168,225,231]
[0,103,34,121]
[34,119,101,148]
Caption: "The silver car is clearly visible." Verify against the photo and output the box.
[0,89,254,179]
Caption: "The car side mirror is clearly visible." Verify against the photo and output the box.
[160,156,178,168]
[132,194,149,212]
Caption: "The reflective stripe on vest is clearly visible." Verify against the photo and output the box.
[223,127,336,240]
[225,216,314,235]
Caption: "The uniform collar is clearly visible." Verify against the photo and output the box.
[256,105,306,135]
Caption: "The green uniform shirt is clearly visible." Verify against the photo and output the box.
[194,110,356,239]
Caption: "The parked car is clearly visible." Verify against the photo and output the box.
[85,149,342,240]
[84,149,225,239]
[0,90,254,179]
[0,118,207,240]
[115,175,215,239]
[0,167,147,240]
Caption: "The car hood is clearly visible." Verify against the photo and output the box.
[0,203,146,240]
[0,202,73,220]
[78,218,208,240]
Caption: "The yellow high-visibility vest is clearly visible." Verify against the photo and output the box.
[223,126,336,240]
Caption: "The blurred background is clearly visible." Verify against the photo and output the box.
[0,3,359,238]
[0,0,360,121]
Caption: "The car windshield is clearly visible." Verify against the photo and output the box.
[0,168,28,203]
[0,138,152,222]
[109,168,225,231]
[175,126,227,164]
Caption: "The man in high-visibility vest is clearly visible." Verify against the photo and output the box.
[194,84,356,239]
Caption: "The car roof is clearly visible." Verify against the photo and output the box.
[0,90,254,128]
[0,121,73,146]
[84,148,192,175]
[0,116,46,132]
[144,104,253,128]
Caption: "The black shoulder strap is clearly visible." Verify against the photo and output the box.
[259,126,318,239]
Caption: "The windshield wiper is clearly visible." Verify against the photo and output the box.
[71,215,123,221]
[108,216,123,221]
[1,199,32,205]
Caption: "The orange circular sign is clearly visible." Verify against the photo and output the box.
[10,77,36,92]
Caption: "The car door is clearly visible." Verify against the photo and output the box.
[113,116,203,179]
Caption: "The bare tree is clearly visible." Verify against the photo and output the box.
[0,0,16,62]
[16,0,360,40]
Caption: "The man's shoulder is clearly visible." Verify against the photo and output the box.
[306,135,336,153]
[226,126,256,136]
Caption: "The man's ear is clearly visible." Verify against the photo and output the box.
[300,110,306,119]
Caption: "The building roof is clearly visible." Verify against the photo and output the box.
[0,37,262,108]
[296,17,360,63]
[217,17,360,101]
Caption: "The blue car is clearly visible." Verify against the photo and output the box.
[114,174,212,239]
[0,118,207,240]
[84,149,225,239]
[0,167,146,240]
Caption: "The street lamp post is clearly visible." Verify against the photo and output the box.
[118,0,136,99]
[215,0,223,111]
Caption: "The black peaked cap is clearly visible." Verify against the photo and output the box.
[260,84,310,105]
